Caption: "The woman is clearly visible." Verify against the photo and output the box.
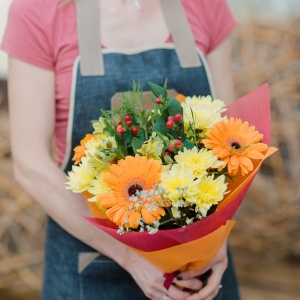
[1,0,240,299]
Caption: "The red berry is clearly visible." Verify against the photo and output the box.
[174,140,182,147]
[166,121,174,129]
[167,116,175,122]
[174,114,182,122]
[118,120,124,125]
[126,120,132,127]
[155,97,162,104]
[165,151,170,156]
[168,145,175,152]
[131,127,139,135]
[117,127,125,135]
[124,115,131,121]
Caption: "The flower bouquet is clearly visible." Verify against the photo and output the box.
[66,81,277,288]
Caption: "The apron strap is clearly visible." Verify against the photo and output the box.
[75,0,104,76]
[75,0,201,76]
[161,0,201,68]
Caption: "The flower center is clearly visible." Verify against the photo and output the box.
[123,178,147,201]
[227,138,245,150]
[231,142,241,149]
[128,184,143,196]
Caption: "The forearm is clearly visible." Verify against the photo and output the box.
[206,37,235,105]
[13,157,132,268]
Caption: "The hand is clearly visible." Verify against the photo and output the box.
[173,240,228,300]
[122,250,192,300]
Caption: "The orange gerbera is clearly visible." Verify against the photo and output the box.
[72,134,94,165]
[202,118,268,176]
[97,155,167,229]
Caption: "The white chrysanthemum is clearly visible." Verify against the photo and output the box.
[88,174,111,202]
[85,134,117,153]
[171,207,181,219]
[66,156,96,193]
[181,95,226,131]
[85,134,117,172]
[160,165,200,206]
[174,147,224,178]
[194,174,228,216]
[137,139,164,161]
[85,135,101,153]
[98,135,117,149]
[92,116,107,134]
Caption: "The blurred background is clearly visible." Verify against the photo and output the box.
[0,0,300,299]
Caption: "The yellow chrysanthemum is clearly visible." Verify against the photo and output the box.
[174,147,224,178]
[97,155,167,228]
[181,95,226,131]
[160,165,200,206]
[66,156,95,193]
[194,174,228,216]
[137,139,164,161]
[202,117,268,176]
[88,175,111,203]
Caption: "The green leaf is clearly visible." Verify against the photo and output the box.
[102,119,115,136]
[115,132,126,155]
[148,82,167,99]
[124,131,132,146]
[132,137,144,154]
[183,139,195,150]
[167,98,183,116]
[153,117,168,135]
[163,78,168,90]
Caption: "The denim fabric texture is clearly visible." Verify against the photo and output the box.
[42,47,240,299]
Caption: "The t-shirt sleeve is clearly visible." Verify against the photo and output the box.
[205,0,237,53]
[1,0,54,70]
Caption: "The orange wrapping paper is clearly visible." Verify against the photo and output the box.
[130,220,235,273]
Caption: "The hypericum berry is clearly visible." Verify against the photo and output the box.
[118,120,124,125]
[124,115,131,121]
[174,140,182,147]
[174,114,183,122]
[117,127,125,135]
[155,97,163,104]
[166,121,174,129]
[131,127,139,135]
[126,120,132,127]
[168,145,175,152]
[165,151,170,156]
[167,116,175,122]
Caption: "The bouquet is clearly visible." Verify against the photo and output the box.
[66,81,277,288]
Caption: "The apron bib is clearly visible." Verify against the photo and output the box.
[42,1,240,299]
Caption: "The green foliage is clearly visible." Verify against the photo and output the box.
[148,82,168,100]
[132,137,144,154]
[167,98,183,116]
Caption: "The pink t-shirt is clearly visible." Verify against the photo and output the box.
[1,0,237,166]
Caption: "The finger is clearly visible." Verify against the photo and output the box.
[186,286,220,300]
[153,292,175,300]
[173,278,203,291]
[167,283,193,300]
[177,263,214,281]
[186,284,221,300]
[186,266,223,300]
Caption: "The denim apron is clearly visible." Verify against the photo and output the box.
[42,0,240,299]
